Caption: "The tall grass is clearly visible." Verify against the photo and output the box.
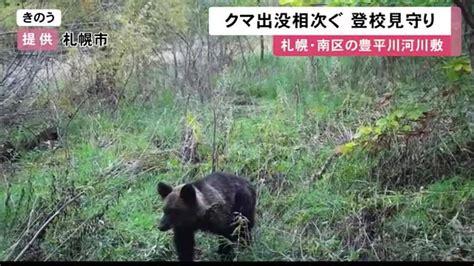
[1,53,472,261]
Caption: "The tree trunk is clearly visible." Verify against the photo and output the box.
[470,29,474,81]
[172,46,181,96]
[308,57,318,91]
[455,0,473,81]
[258,0,264,61]
[464,0,474,81]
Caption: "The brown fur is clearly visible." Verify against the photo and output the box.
[157,172,256,261]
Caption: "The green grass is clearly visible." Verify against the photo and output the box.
[1,53,472,261]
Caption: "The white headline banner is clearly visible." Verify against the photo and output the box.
[209,7,452,36]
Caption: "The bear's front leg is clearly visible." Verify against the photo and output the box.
[173,227,195,261]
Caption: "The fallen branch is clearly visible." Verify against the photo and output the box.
[44,209,106,261]
[3,197,41,261]
[14,191,85,261]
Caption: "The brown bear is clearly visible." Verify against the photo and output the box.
[157,172,256,261]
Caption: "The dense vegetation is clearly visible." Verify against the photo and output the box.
[0,0,472,261]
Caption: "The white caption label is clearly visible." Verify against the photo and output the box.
[17,9,62,27]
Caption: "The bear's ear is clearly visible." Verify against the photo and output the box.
[157,182,173,199]
[180,184,196,205]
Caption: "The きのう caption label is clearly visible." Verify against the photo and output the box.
[17,9,61,27]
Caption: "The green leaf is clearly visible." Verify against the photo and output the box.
[339,141,357,155]
[391,121,400,130]
[446,70,459,81]
[374,127,383,136]
[454,64,463,71]
[361,126,373,134]
[406,110,423,120]
[393,110,405,119]
[376,118,388,128]
[463,64,472,73]
[401,125,412,132]
[279,0,297,5]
